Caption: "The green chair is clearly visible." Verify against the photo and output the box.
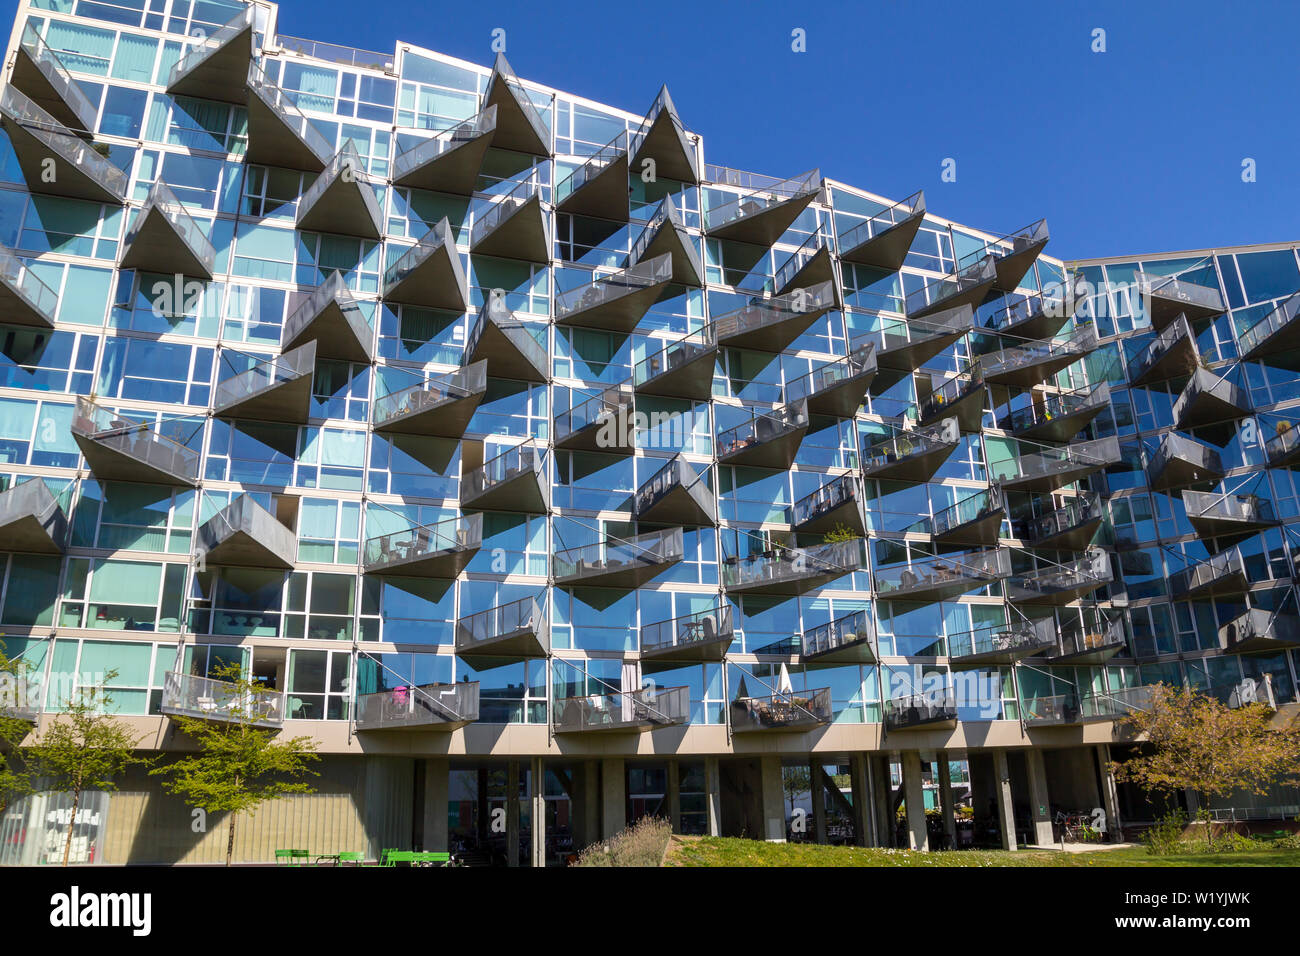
[275,849,308,866]
[338,851,364,866]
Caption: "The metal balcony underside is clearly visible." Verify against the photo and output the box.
[791,491,865,537]
[1043,638,1125,666]
[1171,559,1248,600]
[556,258,673,334]
[1141,275,1225,329]
[918,374,985,433]
[634,337,717,402]
[723,540,863,597]
[801,613,877,666]
[632,205,703,288]
[244,73,331,172]
[775,245,836,298]
[0,248,58,330]
[196,495,297,569]
[1240,294,1300,368]
[465,304,549,382]
[281,279,374,364]
[872,306,977,378]
[875,551,1011,605]
[1004,390,1108,444]
[13,27,99,133]
[165,10,254,102]
[1183,491,1278,542]
[392,110,496,196]
[837,203,926,271]
[71,409,199,488]
[714,283,837,353]
[1006,564,1111,606]
[554,531,685,590]
[455,598,551,663]
[635,457,716,527]
[1219,609,1300,655]
[933,504,1005,551]
[980,340,1094,390]
[716,405,809,469]
[641,629,732,670]
[554,686,690,734]
[792,345,878,418]
[483,54,551,156]
[0,479,68,554]
[907,256,997,319]
[471,191,551,263]
[1130,317,1198,387]
[989,297,1074,343]
[373,361,488,438]
[1174,368,1250,431]
[884,696,959,732]
[997,437,1120,494]
[0,93,127,204]
[354,682,480,732]
[556,149,630,222]
[296,165,383,240]
[1148,434,1224,491]
[211,341,315,425]
[990,232,1049,293]
[1025,502,1103,551]
[630,89,698,184]
[554,389,636,454]
[460,450,549,515]
[364,516,483,579]
[119,200,215,279]
[705,188,819,247]
[383,222,470,313]
[861,420,960,484]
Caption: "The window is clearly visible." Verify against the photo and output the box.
[286,649,351,720]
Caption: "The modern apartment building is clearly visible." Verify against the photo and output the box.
[0,0,1296,865]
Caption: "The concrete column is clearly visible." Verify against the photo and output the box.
[530,757,546,867]
[601,758,625,839]
[1096,744,1123,842]
[993,749,1017,852]
[936,751,956,850]
[901,751,929,851]
[575,761,599,849]
[849,754,872,847]
[759,755,786,842]
[1025,749,1054,847]
[506,761,520,867]
[809,761,827,843]
[422,757,449,852]
[871,755,894,848]
[667,761,681,833]
[704,757,722,836]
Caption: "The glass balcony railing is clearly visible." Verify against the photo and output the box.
[15,22,99,132]
[355,681,480,731]
[455,595,549,658]
[555,130,630,219]
[363,514,483,577]
[296,141,383,238]
[641,605,734,662]
[281,270,375,362]
[245,62,333,162]
[471,175,549,261]
[860,417,960,481]
[723,538,864,595]
[629,196,702,287]
[953,219,1049,289]
[122,180,217,278]
[0,239,60,328]
[918,362,984,426]
[716,401,809,467]
[1172,368,1249,428]
[1219,608,1300,655]
[484,52,551,156]
[1015,492,1102,547]
[1238,291,1300,360]
[772,229,833,294]
[1266,420,1300,468]
[712,280,837,352]
[554,254,672,330]
[1128,314,1196,385]
[947,620,1056,668]
[995,436,1120,492]
[731,687,832,732]
[392,105,497,194]
[71,396,201,486]
[465,288,549,381]
[1136,270,1224,326]
[977,325,1097,386]
[703,169,821,241]
[554,384,636,451]
[1182,490,1276,530]
[1006,548,1112,604]
[1169,546,1247,598]
[634,454,715,526]
[212,341,315,422]
[554,528,684,587]
[1148,432,1224,489]
[0,85,128,203]
[0,478,69,553]
[461,443,549,514]
[784,342,877,416]
[195,494,296,570]
[383,217,465,309]
[371,362,487,436]
[629,85,699,183]
[852,306,975,377]
[554,685,689,733]
[276,35,394,71]
[905,255,997,317]
[161,672,285,728]
[874,549,1011,602]
[632,324,717,399]
[913,487,1003,542]
[790,473,861,531]
[999,382,1109,438]
[836,190,925,269]
[801,609,875,663]
[883,691,958,731]
[167,5,256,98]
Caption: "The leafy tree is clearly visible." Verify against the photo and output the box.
[822,523,859,544]
[27,669,148,866]
[783,766,811,818]
[150,665,319,866]
[0,648,37,816]
[1113,683,1300,847]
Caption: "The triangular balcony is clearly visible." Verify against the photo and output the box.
[0,479,68,553]
[883,691,958,732]
[1016,493,1103,550]
[281,271,374,363]
[634,455,716,527]
[295,143,383,239]
[372,361,488,438]
[1169,546,1248,600]
[212,341,316,425]
[392,105,497,196]
[1219,609,1300,655]
[554,384,636,453]
[716,401,809,469]
[554,528,685,589]
[1266,421,1300,469]
[245,63,333,171]
[1128,314,1198,387]
[120,181,216,279]
[1006,548,1112,606]
[1137,271,1225,330]
[1173,368,1251,432]
[640,605,733,671]
[554,685,690,734]
[861,417,960,483]
[1182,490,1278,542]
[461,443,549,514]
[965,219,1050,292]
[630,86,699,184]
[947,619,1056,671]
[71,397,200,487]
[918,363,985,432]
[1239,291,1300,367]
[383,218,469,312]
[919,487,1004,551]
[723,538,865,597]
[905,254,997,319]
[854,305,977,392]
[874,548,1012,605]
[773,230,838,297]
[629,197,703,288]
[999,382,1109,443]
[713,280,838,353]
[836,190,925,271]
[363,514,483,579]
[483,52,551,156]
[785,342,877,418]
[196,495,296,569]
[703,169,821,246]
[554,254,672,333]
[13,22,98,133]
[1043,617,1128,665]
[166,6,256,103]
[984,273,1088,340]
[1147,432,1224,491]
[555,130,630,222]
[978,325,1097,389]
[464,289,549,381]
[632,325,717,401]
[0,241,59,329]
[731,687,832,733]
[790,473,864,536]
[0,85,128,204]
[801,610,876,666]
[471,177,551,263]
[354,681,480,732]
[455,596,550,662]
[161,672,284,730]
[996,436,1121,494]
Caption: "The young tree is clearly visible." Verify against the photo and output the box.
[822,523,860,544]
[27,670,149,866]
[1113,683,1300,847]
[0,649,37,817]
[150,665,319,866]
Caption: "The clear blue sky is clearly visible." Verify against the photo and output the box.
[15,0,1300,259]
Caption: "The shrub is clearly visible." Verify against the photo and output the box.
[573,815,671,867]
[1141,809,1188,856]
[1188,830,1262,854]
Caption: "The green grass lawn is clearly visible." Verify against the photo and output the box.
[666,837,1300,867]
